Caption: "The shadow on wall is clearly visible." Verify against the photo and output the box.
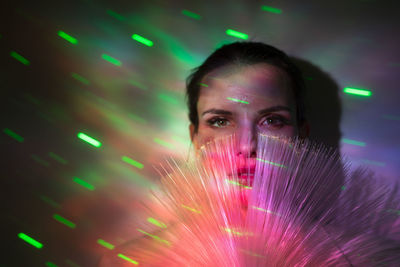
[291,57,342,151]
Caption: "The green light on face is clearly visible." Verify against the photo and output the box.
[341,138,366,147]
[53,214,76,229]
[153,138,174,149]
[97,239,115,250]
[225,179,252,189]
[122,156,144,169]
[227,97,249,104]
[226,29,248,40]
[132,34,154,47]
[199,83,208,87]
[101,53,121,66]
[57,31,78,44]
[10,51,30,65]
[261,5,282,14]
[256,158,287,168]
[106,9,125,21]
[118,254,139,265]
[46,262,58,267]
[343,87,372,97]
[147,217,167,228]
[181,9,202,20]
[18,233,43,249]
[77,132,102,148]
[3,128,24,142]
[73,177,95,191]
[71,72,90,85]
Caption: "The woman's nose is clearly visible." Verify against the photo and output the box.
[236,125,257,158]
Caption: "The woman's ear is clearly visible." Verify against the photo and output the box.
[299,120,311,139]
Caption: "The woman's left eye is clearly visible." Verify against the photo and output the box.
[260,116,289,128]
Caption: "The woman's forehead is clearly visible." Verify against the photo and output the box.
[198,63,295,110]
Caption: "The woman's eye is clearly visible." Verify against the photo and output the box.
[207,118,231,128]
[261,116,288,128]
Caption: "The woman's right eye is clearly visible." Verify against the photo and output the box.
[206,117,231,128]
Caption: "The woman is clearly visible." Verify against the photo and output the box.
[99,42,400,266]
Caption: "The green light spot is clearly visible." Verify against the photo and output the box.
[341,186,346,191]
[97,239,115,250]
[256,158,287,168]
[71,72,90,85]
[199,83,208,87]
[3,128,24,142]
[181,9,202,20]
[226,29,248,40]
[31,154,50,167]
[46,262,58,267]
[261,5,282,14]
[106,9,125,21]
[117,253,139,265]
[101,53,121,66]
[53,214,76,229]
[158,93,178,105]
[10,51,30,65]
[341,138,366,147]
[181,204,201,214]
[343,87,372,97]
[48,152,68,165]
[122,156,144,169]
[57,31,78,44]
[132,34,153,47]
[73,177,95,191]
[77,132,102,148]
[137,229,170,246]
[18,233,43,249]
[147,217,167,228]
[361,159,386,167]
[39,195,61,209]
[227,97,249,104]
[128,80,147,90]
[153,138,174,149]
[128,113,147,124]
[251,206,280,216]
[225,179,252,189]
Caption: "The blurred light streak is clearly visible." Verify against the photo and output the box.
[227,97,249,104]
[343,87,372,97]
[226,29,248,40]
[181,9,201,20]
[225,179,252,189]
[53,214,76,229]
[256,158,287,168]
[341,138,366,147]
[121,156,144,169]
[77,132,102,148]
[57,31,78,44]
[10,51,30,65]
[31,154,50,167]
[261,5,282,14]
[361,159,386,167]
[73,177,95,191]
[3,128,24,142]
[17,233,43,249]
[199,83,209,87]
[45,262,58,267]
[132,34,154,47]
[71,72,90,85]
[97,239,115,250]
[128,113,147,124]
[39,195,61,209]
[106,9,125,21]
[181,204,201,214]
[147,217,167,228]
[158,93,178,105]
[137,229,170,246]
[48,152,68,165]
[153,138,174,149]
[101,53,121,66]
[117,254,139,265]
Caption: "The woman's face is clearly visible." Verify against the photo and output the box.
[190,63,304,155]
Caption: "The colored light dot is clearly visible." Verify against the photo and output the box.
[226,29,248,40]
[97,239,115,250]
[77,132,102,148]
[181,9,201,20]
[3,128,24,142]
[71,72,90,85]
[227,97,249,104]
[73,177,95,191]
[261,5,282,14]
[58,31,78,44]
[341,138,366,147]
[18,233,43,249]
[122,156,144,169]
[101,53,121,66]
[53,214,76,229]
[147,217,167,228]
[10,51,30,65]
[132,34,153,47]
[343,87,372,97]
[117,254,139,265]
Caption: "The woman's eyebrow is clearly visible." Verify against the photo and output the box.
[201,109,233,117]
[257,106,292,114]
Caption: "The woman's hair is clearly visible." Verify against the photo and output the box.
[186,41,307,133]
